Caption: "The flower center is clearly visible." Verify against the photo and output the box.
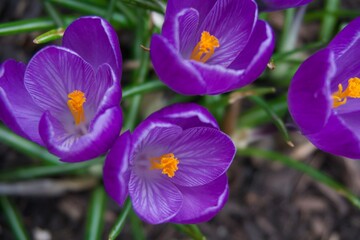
[67,90,86,125]
[332,77,360,108]
[150,153,179,178]
[190,31,220,63]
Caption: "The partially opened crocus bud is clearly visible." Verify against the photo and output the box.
[150,0,274,95]
[288,17,360,158]
[0,17,122,162]
[104,103,236,224]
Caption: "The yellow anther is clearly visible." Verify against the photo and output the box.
[67,90,86,125]
[190,31,220,63]
[150,153,179,178]
[332,77,360,108]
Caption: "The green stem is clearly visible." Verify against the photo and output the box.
[129,210,145,240]
[0,196,29,240]
[108,198,132,240]
[85,186,107,240]
[237,147,360,209]
[174,224,205,240]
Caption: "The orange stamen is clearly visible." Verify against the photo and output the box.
[67,90,86,125]
[190,31,220,63]
[150,153,179,178]
[332,77,360,108]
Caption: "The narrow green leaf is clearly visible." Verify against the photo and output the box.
[173,224,205,240]
[33,28,64,44]
[237,147,360,209]
[0,18,55,36]
[129,210,145,240]
[248,95,293,147]
[0,157,103,181]
[108,198,132,240]
[106,0,118,21]
[121,0,164,14]
[0,196,29,240]
[320,0,340,42]
[85,186,107,240]
[122,81,165,99]
[43,1,64,27]
[0,125,59,165]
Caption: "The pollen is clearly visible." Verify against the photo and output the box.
[332,77,360,108]
[190,31,220,63]
[150,153,179,178]
[67,90,86,125]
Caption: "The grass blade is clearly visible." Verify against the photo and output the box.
[108,198,132,240]
[0,196,29,240]
[122,81,165,99]
[85,186,107,240]
[0,18,55,35]
[237,147,360,209]
[173,224,205,240]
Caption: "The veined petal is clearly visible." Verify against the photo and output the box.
[24,46,96,124]
[146,103,219,130]
[198,0,257,67]
[0,60,43,144]
[103,131,132,206]
[228,20,275,88]
[129,170,183,224]
[170,127,235,187]
[39,106,122,162]
[63,16,122,79]
[177,8,199,57]
[288,48,335,135]
[150,34,206,95]
[171,174,229,224]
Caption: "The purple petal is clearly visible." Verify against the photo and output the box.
[39,106,122,162]
[62,16,122,79]
[306,113,360,159]
[198,0,257,67]
[103,131,132,206]
[257,0,313,11]
[150,34,206,95]
[129,170,183,224]
[170,174,229,224]
[163,0,217,47]
[177,8,200,57]
[190,61,245,94]
[0,60,43,144]
[146,103,219,130]
[228,20,275,88]
[327,17,360,89]
[24,46,96,124]
[288,48,335,135]
[169,127,235,187]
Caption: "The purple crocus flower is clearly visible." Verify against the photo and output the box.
[256,0,313,12]
[150,0,274,95]
[104,103,235,224]
[0,16,122,162]
[288,17,360,159]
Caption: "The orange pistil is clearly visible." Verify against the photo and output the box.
[67,90,86,125]
[332,77,360,108]
[190,31,220,63]
[150,153,179,178]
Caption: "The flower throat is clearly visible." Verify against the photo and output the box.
[150,153,179,178]
[190,31,220,63]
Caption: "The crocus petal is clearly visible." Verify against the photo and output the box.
[171,174,229,224]
[150,34,206,95]
[288,48,335,135]
[228,20,275,88]
[0,60,43,144]
[129,171,183,224]
[199,0,257,67]
[39,106,122,162]
[103,131,132,206]
[327,17,360,88]
[191,61,245,95]
[170,127,235,187]
[306,114,360,159]
[146,103,219,130]
[163,0,217,47]
[62,16,122,78]
[177,8,200,57]
[24,46,96,123]
[257,0,313,11]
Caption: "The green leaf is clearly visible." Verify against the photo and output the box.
[122,81,166,99]
[237,147,360,209]
[33,28,64,44]
[85,186,107,240]
[0,196,29,240]
[173,224,205,240]
[0,18,56,36]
